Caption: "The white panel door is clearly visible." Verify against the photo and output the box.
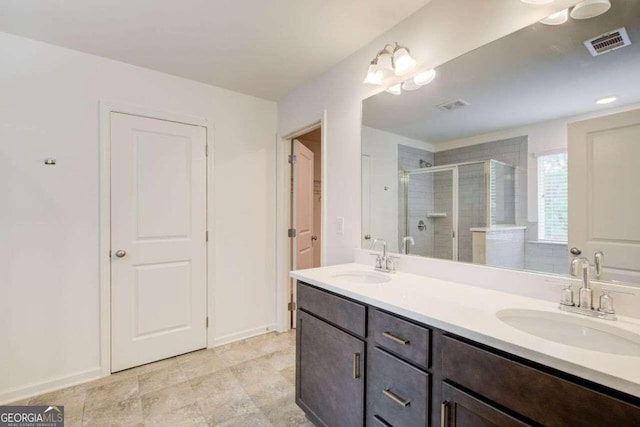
[293,140,315,271]
[111,113,207,372]
[291,140,314,328]
[568,108,640,283]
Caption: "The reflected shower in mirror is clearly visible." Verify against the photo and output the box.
[361,0,640,285]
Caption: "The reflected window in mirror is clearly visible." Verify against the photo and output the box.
[536,151,568,244]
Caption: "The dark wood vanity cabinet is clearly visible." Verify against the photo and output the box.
[296,283,367,426]
[295,282,640,427]
[441,382,531,427]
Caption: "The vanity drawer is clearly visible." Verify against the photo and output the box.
[371,309,430,369]
[297,282,366,337]
[368,347,429,427]
[441,335,640,426]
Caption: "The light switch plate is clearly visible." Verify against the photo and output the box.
[336,217,345,235]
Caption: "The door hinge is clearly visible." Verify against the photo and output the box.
[288,154,297,165]
[109,250,112,258]
[452,229,456,238]
[206,231,209,242]
[206,317,209,328]
[288,228,297,238]
[288,302,297,311]
[205,145,209,157]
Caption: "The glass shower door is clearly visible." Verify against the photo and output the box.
[403,168,457,260]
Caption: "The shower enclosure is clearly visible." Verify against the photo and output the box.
[400,159,516,262]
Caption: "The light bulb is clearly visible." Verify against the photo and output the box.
[414,69,436,86]
[386,84,402,95]
[393,46,416,76]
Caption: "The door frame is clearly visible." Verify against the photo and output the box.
[276,111,327,332]
[98,101,213,376]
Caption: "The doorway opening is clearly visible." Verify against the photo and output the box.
[289,128,323,328]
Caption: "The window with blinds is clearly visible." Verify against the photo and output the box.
[537,151,568,242]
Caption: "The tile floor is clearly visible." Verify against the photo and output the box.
[12,331,309,426]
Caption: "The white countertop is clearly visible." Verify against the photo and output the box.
[291,263,640,398]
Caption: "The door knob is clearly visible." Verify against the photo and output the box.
[364,234,371,240]
[114,250,127,258]
[311,235,318,241]
[570,247,582,255]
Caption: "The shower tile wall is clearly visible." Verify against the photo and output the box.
[434,136,528,263]
[398,145,434,256]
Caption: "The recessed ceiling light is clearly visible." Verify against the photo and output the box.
[520,0,553,4]
[540,9,569,25]
[596,96,617,105]
[386,84,402,95]
[570,0,611,20]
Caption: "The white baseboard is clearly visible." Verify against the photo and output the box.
[210,323,277,348]
[0,367,103,405]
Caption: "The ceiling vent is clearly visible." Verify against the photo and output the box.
[584,27,632,56]
[437,99,469,111]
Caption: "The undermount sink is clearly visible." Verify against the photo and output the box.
[331,271,391,284]
[497,309,640,356]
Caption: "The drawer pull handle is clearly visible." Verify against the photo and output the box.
[383,388,410,407]
[353,353,361,379]
[441,400,449,427]
[383,331,410,345]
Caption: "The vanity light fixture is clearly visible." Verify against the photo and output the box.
[401,69,437,92]
[401,79,421,91]
[570,0,611,20]
[386,84,402,95]
[393,46,417,76]
[363,42,417,85]
[414,69,436,85]
[540,9,569,25]
[595,96,617,105]
[363,61,383,85]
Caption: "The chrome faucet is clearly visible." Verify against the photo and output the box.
[559,254,620,320]
[571,256,593,309]
[370,238,397,273]
[401,236,415,255]
[594,251,604,280]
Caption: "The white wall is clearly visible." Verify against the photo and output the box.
[277,0,579,265]
[361,126,432,252]
[0,32,277,402]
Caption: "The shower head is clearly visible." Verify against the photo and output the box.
[419,160,432,168]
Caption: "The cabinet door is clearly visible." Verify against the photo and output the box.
[296,310,365,426]
[441,383,530,427]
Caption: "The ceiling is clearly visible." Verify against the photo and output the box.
[0,0,430,101]
[363,0,640,143]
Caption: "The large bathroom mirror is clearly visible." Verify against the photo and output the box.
[361,0,640,285]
